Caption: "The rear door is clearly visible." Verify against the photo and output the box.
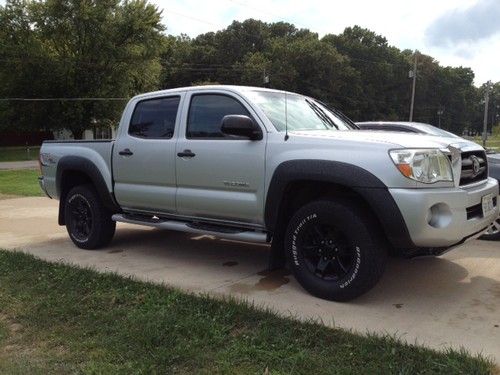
[113,94,184,214]
[175,91,267,225]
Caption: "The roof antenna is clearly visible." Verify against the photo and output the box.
[284,91,289,141]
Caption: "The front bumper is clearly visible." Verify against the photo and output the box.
[389,177,499,248]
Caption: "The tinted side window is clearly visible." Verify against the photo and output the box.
[187,94,251,138]
[129,96,180,139]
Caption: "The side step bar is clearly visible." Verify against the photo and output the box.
[112,214,269,243]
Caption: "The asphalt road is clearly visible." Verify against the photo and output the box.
[0,197,499,363]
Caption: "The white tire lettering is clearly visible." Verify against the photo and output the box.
[292,213,317,265]
[339,246,361,288]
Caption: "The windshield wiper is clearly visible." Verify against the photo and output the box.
[306,99,339,129]
[317,100,358,129]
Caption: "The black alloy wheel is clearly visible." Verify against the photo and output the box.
[300,223,354,281]
[68,194,93,242]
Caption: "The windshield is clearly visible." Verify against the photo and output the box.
[412,124,461,138]
[245,90,355,132]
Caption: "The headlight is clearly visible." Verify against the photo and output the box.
[389,149,453,184]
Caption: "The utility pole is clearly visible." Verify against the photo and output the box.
[409,51,418,122]
[263,68,270,87]
[437,107,444,128]
[482,81,491,148]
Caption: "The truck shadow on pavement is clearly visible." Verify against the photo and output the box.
[103,227,500,313]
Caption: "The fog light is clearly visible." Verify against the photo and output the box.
[428,203,452,228]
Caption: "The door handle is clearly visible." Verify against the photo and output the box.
[177,149,196,158]
[118,148,133,156]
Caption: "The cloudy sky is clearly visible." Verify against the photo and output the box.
[154,0,499,86]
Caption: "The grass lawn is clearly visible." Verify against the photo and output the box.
[0,169,42,198]
[0,250,494,374]
[0,146,40,162]
[467,133,500,152]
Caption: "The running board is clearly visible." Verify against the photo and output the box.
[111,214,268,243]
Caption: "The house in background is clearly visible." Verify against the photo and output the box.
[53,125,117,140]
[2,121,117,146]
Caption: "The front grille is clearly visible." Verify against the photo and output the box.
[459,151,488,186]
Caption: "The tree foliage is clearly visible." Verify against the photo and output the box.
[0,6,497,138]
[161,21,496,134]
[0,0,164,138]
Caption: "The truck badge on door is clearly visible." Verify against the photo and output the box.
[223,180,249,187]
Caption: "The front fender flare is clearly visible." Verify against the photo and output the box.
[264,160,415,250]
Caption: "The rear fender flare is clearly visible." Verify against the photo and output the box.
[56,155,120,225]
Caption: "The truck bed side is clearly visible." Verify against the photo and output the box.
[40,139,118,223]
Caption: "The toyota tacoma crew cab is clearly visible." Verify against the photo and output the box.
[39,85,499,301]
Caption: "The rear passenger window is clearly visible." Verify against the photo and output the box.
[187,94,251,138]
[129,96,180,139]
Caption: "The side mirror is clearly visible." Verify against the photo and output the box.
[221,115,263,140]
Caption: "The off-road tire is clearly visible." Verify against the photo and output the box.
[64,184,116,249]
[284,199,387,301]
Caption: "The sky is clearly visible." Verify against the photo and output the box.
[153,0,500,86]
[1,0,498,86]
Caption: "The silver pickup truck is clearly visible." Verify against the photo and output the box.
[39,85,499,301]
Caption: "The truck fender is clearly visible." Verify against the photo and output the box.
[56,155,120,225]
[264,160,415,268]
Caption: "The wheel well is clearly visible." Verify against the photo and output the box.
[58,170,93,225]
[273,180,388,244]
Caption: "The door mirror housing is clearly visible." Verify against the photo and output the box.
[221,115,263,140]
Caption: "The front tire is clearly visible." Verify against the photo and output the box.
[65,184,116,249]
[284,199,387,301]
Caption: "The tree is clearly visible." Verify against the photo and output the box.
[263,34,359,116]
[0,0,165,138]
[1,9,486,137]
[473,81,500,134]
[323,26,411,121]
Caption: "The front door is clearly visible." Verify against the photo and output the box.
[175,92,266,225]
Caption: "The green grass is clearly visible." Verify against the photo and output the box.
[466,134,500,152]
[0,147,40,162]
[0,250,494,374]
[0,170,42,197]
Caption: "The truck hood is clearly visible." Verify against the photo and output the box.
[290,130,483,151]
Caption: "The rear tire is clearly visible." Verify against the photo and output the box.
[284,199,387,301]
[64,184,116,249]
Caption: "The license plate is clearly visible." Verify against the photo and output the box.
[482,194,495,217]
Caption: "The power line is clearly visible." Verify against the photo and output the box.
[223,0,311,31]
[0,98,128,102]
[0,56,268,69]
[225,0,282,20]
[164,9,220,28]
[0,55,411,71]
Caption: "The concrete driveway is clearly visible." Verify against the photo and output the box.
[0,160,38,170]
[0,197,499,362]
